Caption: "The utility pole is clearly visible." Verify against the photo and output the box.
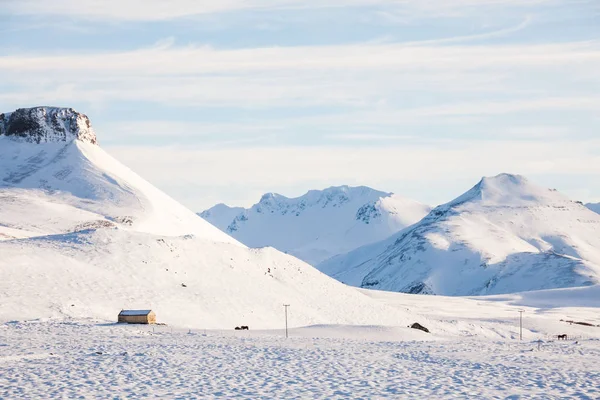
[518,310,524,340]
[283,304,290,338]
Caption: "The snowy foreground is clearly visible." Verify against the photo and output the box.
[2,320,599,399]
[3,288,600,399]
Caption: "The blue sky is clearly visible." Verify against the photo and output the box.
[1,0,599,209]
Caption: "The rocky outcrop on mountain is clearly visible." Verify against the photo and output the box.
[0,107,97,144]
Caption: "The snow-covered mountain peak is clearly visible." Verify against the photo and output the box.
[0,106,97,145]
[445,173,570,210]
[0,107,237,243]
[257,192,286,209]
[256,186,391,211]
[200,186,430,265]
[478,173,563,205]
[259,192,279,203]
[318,175,600,296]
[249,186,394,217]
[313,185,391,203]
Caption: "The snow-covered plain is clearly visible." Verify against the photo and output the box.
[2,289,600,399]
[200,186,430,265]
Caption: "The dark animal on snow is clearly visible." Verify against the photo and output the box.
[234,326,249,330]
[181,283,187,287]
[409,323,430,333]
[557,334,568,340]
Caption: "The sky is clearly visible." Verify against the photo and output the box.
[1,0,599,210]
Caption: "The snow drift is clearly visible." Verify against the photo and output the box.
[317,174,600,296]
[200,186,430,265]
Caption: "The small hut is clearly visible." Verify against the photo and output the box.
[118,309,156,324]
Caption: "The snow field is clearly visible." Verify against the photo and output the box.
[1,320,599,399]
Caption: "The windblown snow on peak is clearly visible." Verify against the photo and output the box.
[200,185,431,265]
[0,106,97,145]
[318,174,600,296]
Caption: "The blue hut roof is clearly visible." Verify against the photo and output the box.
[119,309,153,316]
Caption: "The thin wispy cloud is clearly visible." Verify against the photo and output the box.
[3,40,599,73]
[4,0,566,21]
[1,40,598,111]
[326,134,416,141]
[402,16,533,45]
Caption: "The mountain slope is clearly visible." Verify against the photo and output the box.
[0,107,237,242]
[200,186,430,265]
[0,228,423,329]
[588,203,600,215]
[0,106,423,329]
[318,174,600,296]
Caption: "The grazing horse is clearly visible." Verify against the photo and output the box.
[557,334,568,340]
[234,326,250,330]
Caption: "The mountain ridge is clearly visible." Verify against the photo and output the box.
[317,174,600,296]
[200,185,431,265]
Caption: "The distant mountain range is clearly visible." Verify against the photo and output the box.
[200,186,431,265]
[317,174,600,295]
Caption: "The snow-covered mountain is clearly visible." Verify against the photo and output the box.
[588,203,600,215]
[200,187,431,265]
[0,106,420,329]
[0,107,238,242]
[318,174,600,296]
